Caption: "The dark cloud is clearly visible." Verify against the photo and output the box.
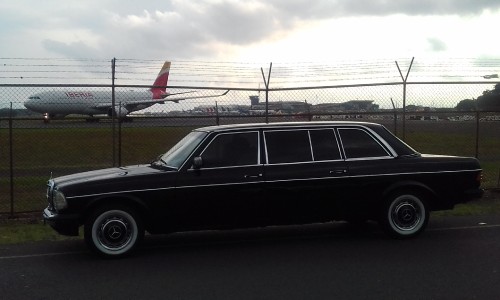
[158,0,500,50]
[34,0,500,59]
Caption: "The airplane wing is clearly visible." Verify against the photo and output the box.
[483,74,499,79]
[160,89,230,103]
[93,90,230,109]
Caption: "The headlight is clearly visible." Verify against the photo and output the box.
[53,190,68,211]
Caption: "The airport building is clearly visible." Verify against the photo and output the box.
[187,97,379,116]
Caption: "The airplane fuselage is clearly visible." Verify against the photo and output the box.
[24,90,155,117]
[23,61,229,121]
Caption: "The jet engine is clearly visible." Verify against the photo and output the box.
[108,105,129,118]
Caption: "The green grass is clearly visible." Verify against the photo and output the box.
[0,126,195,214]
[0,220,81,245]
[405,129,500,188]
[0,127,194,170]
[0,123,498,216]
[0,176,49,212]
[432,190,500,217]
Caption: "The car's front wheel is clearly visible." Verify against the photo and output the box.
[84,205,144,257]
[380,192,429,238]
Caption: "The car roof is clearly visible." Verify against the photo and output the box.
[195,121,384,133]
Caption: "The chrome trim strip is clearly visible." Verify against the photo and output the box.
[65,168,482,199]
[265,159,345,166]
[66,186,177,199]
[262,169,483,184]
[307,130,314,161]
[337,127,394,158]
[188,164,262,171]
[345,156,394,161]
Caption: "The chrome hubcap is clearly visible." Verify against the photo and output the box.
[98,217,132,250]
[391,200,421,231]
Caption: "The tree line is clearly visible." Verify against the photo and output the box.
[456,83,500,111]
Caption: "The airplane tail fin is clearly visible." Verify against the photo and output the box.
[151,61,171,99]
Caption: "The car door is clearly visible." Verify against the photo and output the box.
[174,130,265,229]
[262,128,349,225]
[336,127,395,215]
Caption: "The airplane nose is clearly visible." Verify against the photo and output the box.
[24,97,41,111]
[24,98,34,109]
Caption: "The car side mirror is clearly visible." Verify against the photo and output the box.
[192,157,203,169]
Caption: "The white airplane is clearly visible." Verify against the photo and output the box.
[24,61,229,122]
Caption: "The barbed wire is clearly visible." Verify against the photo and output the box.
[1,57,499,86]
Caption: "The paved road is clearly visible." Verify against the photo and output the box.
[1,215,500,300]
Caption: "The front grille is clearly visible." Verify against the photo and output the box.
[46,180,55,209]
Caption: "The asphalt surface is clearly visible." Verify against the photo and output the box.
[1,215,500,300]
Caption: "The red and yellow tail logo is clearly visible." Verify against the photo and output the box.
[151,61,171,99]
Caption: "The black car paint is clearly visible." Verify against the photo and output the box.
[44,122,483,238]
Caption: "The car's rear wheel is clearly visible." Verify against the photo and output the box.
[84,205,144,257]
[380,192,429,238]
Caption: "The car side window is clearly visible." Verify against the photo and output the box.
[338,128,390,159]
[309,129,341,161]
[265,130,312,164]
[200,132,258,168]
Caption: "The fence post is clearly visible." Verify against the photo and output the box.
[395,57,414,140]
[215,101,220,125]
[475,110,480,158]
[390,97,397,136]
[260,63,272,123]
[9,102,14,218]
[118,102,122,166]
[111,58,117,167]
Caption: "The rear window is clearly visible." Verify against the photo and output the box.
[264,128,342,164]
[338,128,390,159]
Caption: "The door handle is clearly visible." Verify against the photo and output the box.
[245,173,263,179]
[330,169,347,175]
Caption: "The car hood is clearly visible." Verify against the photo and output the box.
[53,165,153,184]
[52,164,174,196]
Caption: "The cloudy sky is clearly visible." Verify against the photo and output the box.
[1,0,500,110]
[2,0,500,61]
[1,0,500,95]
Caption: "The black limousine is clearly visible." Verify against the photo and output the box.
[43,121,483,257]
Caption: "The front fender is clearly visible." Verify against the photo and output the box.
[82,194,152,224]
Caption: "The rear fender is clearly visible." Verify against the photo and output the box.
[381,181,440,209]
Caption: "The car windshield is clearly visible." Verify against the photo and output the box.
[158,131,208,169]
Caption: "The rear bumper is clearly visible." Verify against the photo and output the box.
[43,207,80,236]
[460,188,484,203]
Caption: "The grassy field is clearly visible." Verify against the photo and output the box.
[0,220,81,245]
[0,126,194,213]
[0,121,499,214]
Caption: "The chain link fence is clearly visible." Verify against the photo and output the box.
[1,78,499,216]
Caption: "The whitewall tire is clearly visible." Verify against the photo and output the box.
[84,206,144,257]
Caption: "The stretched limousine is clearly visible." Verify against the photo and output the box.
[43,121,483,257]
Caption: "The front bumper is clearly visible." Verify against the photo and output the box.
[43,207,80,236]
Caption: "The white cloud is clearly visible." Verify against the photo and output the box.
[0,0,499,63]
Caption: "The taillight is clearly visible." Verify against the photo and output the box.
[476,171,483,185]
